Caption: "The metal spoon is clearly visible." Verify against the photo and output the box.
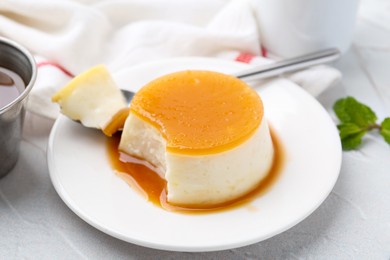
[120,48,340,104]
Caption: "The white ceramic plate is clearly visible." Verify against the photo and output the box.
[48,58,342,252]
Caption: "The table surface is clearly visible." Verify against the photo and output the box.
[1,1,390,259]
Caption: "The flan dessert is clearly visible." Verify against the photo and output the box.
[52,65,127,131]
[119,70,274,207]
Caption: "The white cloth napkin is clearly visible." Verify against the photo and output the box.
[0,0,341,119]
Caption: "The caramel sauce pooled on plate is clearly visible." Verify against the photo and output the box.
[106,127,284,214]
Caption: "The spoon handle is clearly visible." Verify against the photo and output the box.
[233,48,340,81]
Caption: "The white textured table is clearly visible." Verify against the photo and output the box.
[1,0,390,259]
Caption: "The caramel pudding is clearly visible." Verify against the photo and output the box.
[119,70,274,207]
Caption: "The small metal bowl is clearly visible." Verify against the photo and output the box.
[0,37,37,178]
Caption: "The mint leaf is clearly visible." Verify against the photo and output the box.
[337,123,363,139]
[333,97,390,150]
[380,118,390,144]
[333,97,377,127]
[341,130,367,150]
[337,123,366,150]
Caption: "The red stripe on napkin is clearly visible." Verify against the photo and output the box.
[235,53,255,63]
[261,46,268,57]
[37,61,75,78]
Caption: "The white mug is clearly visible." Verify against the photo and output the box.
[251,0,359,58]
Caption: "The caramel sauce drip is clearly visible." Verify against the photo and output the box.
[102,107,130,137]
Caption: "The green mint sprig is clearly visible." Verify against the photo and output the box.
[333,97,390,150]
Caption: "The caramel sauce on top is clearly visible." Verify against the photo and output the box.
[129,70,263,155]
[106,128,284,214]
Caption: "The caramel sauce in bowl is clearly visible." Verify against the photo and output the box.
[0,68,24,109]
[106,127,284,214]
